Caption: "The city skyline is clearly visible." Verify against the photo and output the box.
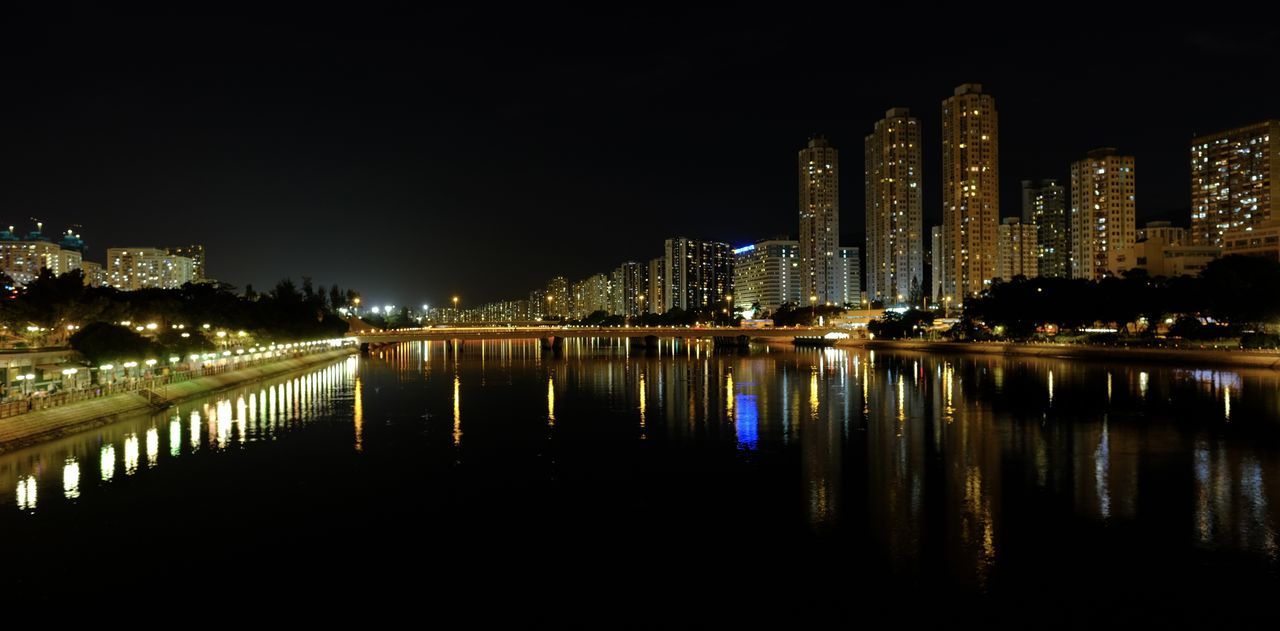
[2,16,1277,304]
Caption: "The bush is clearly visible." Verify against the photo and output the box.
[1240,332,1280,350]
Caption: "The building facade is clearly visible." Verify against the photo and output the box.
[864,108,923,303]
[732,239,800,315]
[930,226,943,303]
[1137,221,1186,245]
[168,245,207,281]
[571,274,610,319]
[545,276,569,318]
[663,237,733,313]
[647,257,666,315]
[1191,120,1279,247]
[1222,220,1280,261]
[941,83,999,301]
[837,246,863,306]
[798,136,841,304]
[1070,148,1137,280]
[106,247,195,290]
[1021,179,1067,278]
[996,217,1039,281]
[610,262,647,317]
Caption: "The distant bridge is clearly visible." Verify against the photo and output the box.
[347,326,825,350]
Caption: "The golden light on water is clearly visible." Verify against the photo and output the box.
[354,375,364,452]
[547,375,556,427]
[453,375,462,447]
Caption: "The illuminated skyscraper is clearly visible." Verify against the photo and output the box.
[663,237,733,312]
[798,136,840,304]
[1021,179,1067,277]
[941,84,999,301]
[1190,120,1279,246]
[1070,148,1136,280]
[865,107,922,303]
[996,217,1038,280]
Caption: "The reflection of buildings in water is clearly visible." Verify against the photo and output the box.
[1193,435,1278,557]
[354,374,364,452]
[868,362,929,573]
[801,361,843,530]
[936,365,1000,588]
[1070,417,1141,522]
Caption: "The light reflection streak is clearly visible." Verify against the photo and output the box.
[63,459,80,499]
[124,434,140,475]
[638,371,647,431]
[15,475,36,510]
[453,375,462,447]
[169,416,181,457]
[354,375,364,452]
[547,375,556,427]
[146,427,159,467]
[100,444,116,481]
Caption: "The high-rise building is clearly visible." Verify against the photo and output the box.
[837,246,863,306]
[941,83,999,301]
[1021,179,1068,277]
[798,136,840,304]
[168,245,206,281]
[1190,120,1279,247]
[732,238,800,315]
[570,274,610,319]
[545,276,569,318]
[996,218,1039,281]
[527,289,546,319]
[610,262,647,317]
[864,107,923,303]
[107,247,194,290]
[647,257,666,315]
[930,226,943,303]
[663,237,733,313]
[1070,148,1137,280]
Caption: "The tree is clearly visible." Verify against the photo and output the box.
[70,323,156,365]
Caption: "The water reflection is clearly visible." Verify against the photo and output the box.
[2,341,1280,592]
[1,359,355,514]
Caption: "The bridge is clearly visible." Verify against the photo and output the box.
[347,325,829,350]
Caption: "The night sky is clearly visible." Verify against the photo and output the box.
[2,13,1277,305]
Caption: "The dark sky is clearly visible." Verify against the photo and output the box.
[2,12,1277,305]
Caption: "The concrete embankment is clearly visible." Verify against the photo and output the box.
[811,339,1280,370]
[0,348,357,453]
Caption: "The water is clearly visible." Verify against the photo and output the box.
[2,340,1279,624]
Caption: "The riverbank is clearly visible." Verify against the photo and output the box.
[0,347,357,453]
[795,338,1280,370]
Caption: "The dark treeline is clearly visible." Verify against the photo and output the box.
[0,269,358,357]
[963,255,1280,341]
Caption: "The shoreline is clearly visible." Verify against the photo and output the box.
[789,338,1280,370]
[0,347,357,454]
